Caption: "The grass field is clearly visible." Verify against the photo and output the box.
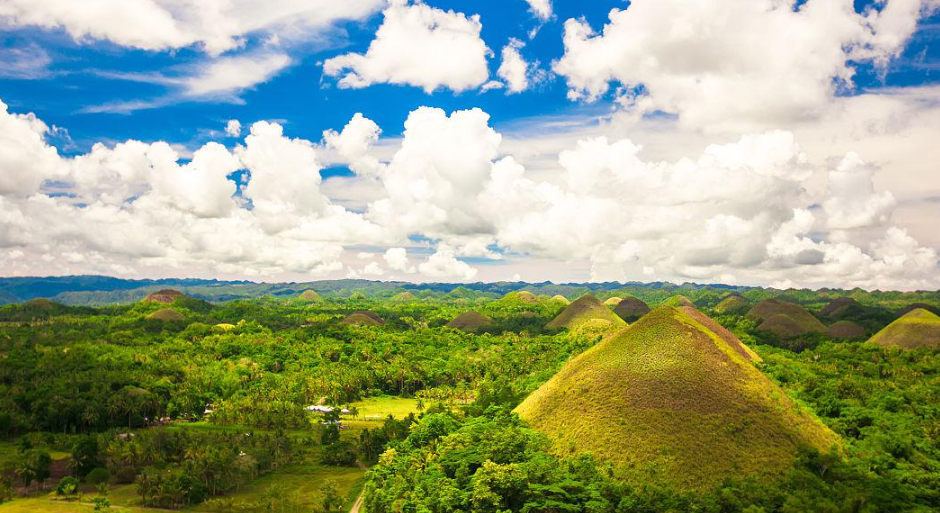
[0,396,419,513]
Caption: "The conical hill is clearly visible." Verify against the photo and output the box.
[516,306,839,490]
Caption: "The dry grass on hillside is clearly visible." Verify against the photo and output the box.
[516,306,839,491]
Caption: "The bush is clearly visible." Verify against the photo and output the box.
[86,467,110,485]
[115,465,136,484]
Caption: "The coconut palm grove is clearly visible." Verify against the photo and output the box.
[2,0,940,512]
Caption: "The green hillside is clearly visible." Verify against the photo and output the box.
[545,294,626,331]
[714,294,751,315]
[869,308,940,350]
[516,306,839,490]
[146,308,185,322]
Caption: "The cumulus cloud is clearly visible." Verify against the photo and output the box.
[225,120,242,138]
[368,106,501,243]
[497,39,531,94]
[522,0,552,21]
[0,99,68,196]
[384,247,415,273]
[555,0,938,130]
[322,0,491,93]
[0,97,937,289]
[418,245,478,281]
[0,0,384,55]
[322,113,383,176]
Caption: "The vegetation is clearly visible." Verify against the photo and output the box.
[2,279,940,512]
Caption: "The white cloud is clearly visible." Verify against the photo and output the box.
[183,53,291,98]
[0,99,68,196]
[368,106,501,242]
[322,0,491,93]
[497,39,530,94]
[522,0,552,21]
[823,152,896,230]
[225,119,242,137]
[554,0,938,130]
[384,247,415,273]
[1,96,938,290]
[0,0,384,55]
[418,245,478,281]
[322,113,383,176]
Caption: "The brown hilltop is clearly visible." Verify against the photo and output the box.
[613,296,651,323]
[748,299,825,337]
[144,289,185,304]
[341,311,386,327]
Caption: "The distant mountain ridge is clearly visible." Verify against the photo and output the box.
[1,275,939,308]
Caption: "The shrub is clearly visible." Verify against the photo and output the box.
[86,467,110,485]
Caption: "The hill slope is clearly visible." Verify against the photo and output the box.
[545,295,626,331]
[869,308,940,350]
[748,299,826,337]
[516,306,838,490]
[612,296,651,323]
[446,311,494,332]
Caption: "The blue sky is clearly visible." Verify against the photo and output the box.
[2,0,935,156]
[1,0,940,289]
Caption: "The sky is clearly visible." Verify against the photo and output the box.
[1,0,940,290]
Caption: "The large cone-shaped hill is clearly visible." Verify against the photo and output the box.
[545,294,626,331]
[714,294,751,315]
[446,311,495,332]
[612,296,651,323]
[869,309,940,350]
[748,299,825,337]
[516,306,838,490]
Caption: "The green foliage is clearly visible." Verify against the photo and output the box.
[54,476,79,501]
[86,467,110,485]
[70,435,101,478]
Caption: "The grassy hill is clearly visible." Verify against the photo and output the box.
[341,312,385,326]
[714,294,751,315]
[826,320,867,340]
[748,299,826,337]
[612,296,651,323]
[551,295,570,305]
[603,297,623,306]
[869,309,940,350]
[446,311,494,332]
[545,295,626,331]
[516,306,838,490]
[298,290,321,301]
